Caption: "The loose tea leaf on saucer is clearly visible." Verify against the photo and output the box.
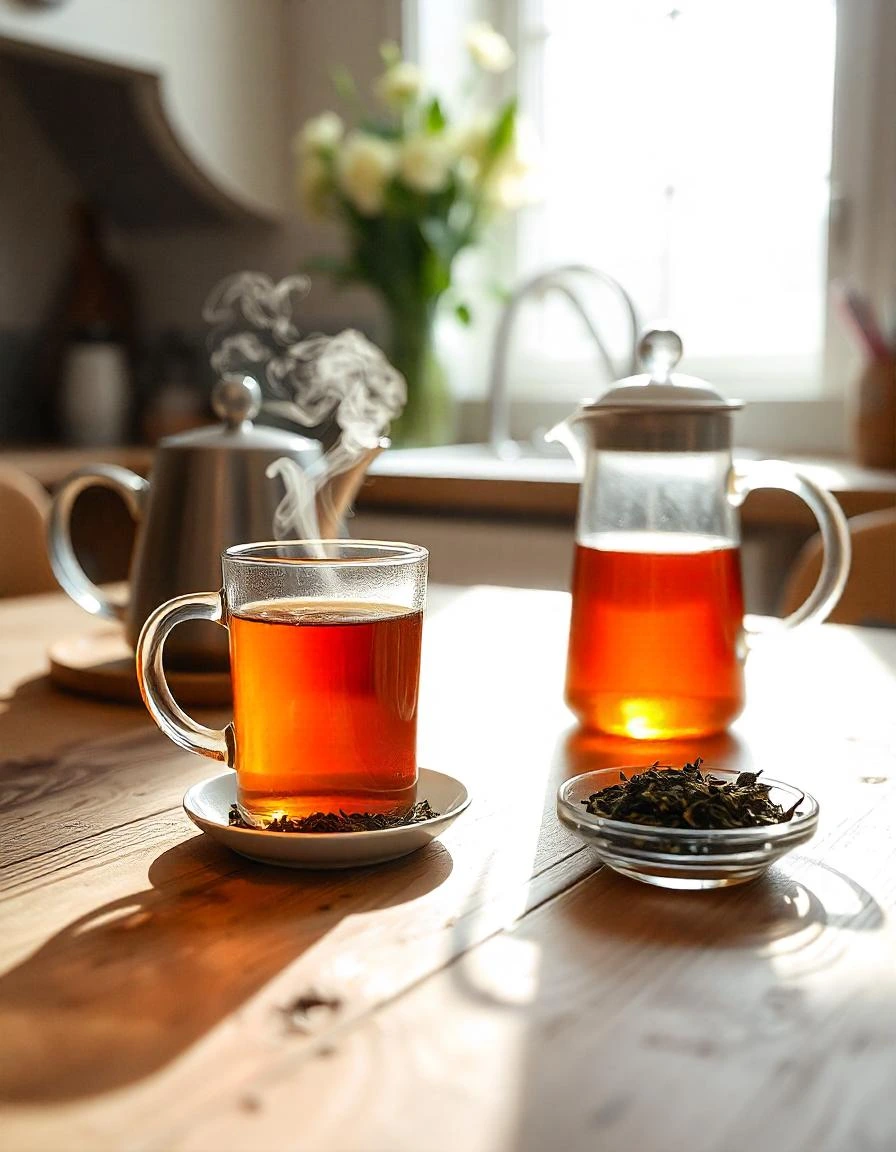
[582,758,802,829]
[228,801,439,834]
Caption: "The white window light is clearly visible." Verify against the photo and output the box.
[409,0,896,453]
[512,0,837,401]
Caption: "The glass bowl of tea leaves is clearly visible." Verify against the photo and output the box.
[557,759,819,890]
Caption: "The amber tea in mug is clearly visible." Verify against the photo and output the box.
[231,600,422,823]
[137,541,429,828]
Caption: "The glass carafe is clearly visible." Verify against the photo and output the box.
[560,331,851,740]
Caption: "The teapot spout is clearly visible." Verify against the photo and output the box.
[315,440,387,537]
[544,417,586,473]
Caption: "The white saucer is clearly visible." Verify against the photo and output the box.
[183,768,470,869]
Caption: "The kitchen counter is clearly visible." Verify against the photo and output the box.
[1,445,154,488]
[4,443,896,528]
[365,445,896,526]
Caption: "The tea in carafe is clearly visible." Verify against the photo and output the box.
[566,533,745,739]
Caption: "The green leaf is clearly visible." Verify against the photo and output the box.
[422,248,452,298]
[379,40,401,68]
[454,302,472,326]
[483,98,517,165]
[424,97,447,134]
[331,65,357,103]
[359,117,403,141]
[420,217,453,261]
[302,254,359,286]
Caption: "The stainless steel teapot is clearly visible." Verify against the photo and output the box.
[48,374,380,668]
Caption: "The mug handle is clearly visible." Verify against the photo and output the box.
[732,459,852,632]
[48,465,149,621]
[136,591,235,765]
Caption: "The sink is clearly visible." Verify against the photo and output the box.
[371,442,579,482]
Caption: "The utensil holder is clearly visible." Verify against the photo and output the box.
[851,357,896,470]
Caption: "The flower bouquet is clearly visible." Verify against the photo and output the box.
[295,22,535,446]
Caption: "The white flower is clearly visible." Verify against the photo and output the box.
[336,132,396,215]
[398,134,453,194]
[375,61,424,107]
[297,151,332,219]
[456,113,493,162]
[465,21,514,73]
[297,111,344,155]
[452,112,494,183]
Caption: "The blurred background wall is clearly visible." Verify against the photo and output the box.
[0,0,402,441]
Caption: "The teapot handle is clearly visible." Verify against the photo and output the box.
[48,465,149,622]
[732,459,851,632]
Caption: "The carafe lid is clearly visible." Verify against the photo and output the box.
[158,373,322,458]
[581,330,742,414]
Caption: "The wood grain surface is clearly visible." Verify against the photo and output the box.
[0,589,895,1152]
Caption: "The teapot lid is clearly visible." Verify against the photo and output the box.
[159,374,321,456]
[580,330,742,414]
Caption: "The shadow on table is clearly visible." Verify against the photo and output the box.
[558,860,880,948]
[0,831,452,1103]
[444,717,886,1151]
[0,671,155,826]
[506,844,884,1150]
[501,858,886,1150]
[446,723,754,1011]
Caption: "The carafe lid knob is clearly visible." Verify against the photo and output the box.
[575,324,742,423]
[638,329,683,383]
[212,374,262,428]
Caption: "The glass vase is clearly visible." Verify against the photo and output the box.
[385,296,455,448]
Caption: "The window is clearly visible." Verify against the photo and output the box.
[412,0,896,450]
[514,0,835,402]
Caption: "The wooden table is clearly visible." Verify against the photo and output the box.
[1,588,896,1152]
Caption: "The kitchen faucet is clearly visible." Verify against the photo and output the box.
[487,264,639,458]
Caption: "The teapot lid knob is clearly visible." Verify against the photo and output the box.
[637,329,683,383]
[212,374,262,428]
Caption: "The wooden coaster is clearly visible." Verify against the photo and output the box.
[48,628,232,707]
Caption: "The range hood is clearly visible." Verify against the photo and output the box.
[0,32,289,228]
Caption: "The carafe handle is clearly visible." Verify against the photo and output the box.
[47,465,149,622]
[732,460,851,630]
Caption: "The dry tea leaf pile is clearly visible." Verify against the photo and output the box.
[228,800,439,834]
[582,758,803,830]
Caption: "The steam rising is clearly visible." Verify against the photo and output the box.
[204,272,406,540]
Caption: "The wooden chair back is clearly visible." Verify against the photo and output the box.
[779,507,896,627]
[0,465,58,598]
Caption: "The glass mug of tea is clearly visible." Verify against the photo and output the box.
[554,331,851,741]
[137,541,428,827]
